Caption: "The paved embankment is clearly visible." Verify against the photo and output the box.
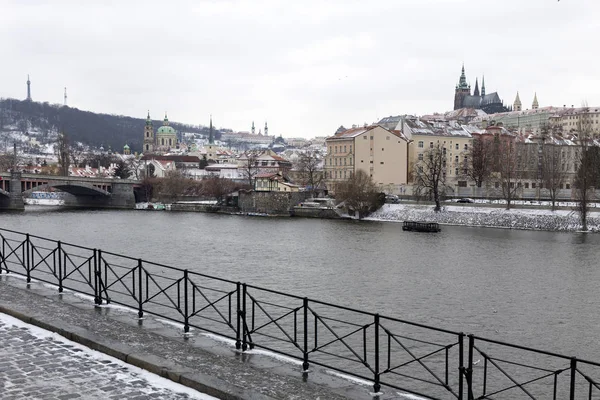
[368,203,600,232]
[0,276,403,400]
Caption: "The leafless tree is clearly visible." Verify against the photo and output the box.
[295,150,323,196]
[493,135,523,210]
[56,132,71,176]
[127,156,144,180]
[155,170,189,203]
[334,170,379,219]
[239,151,259,187]
[413,142,448,212]
[465,135,494,188]
[541,143,569,211]
[202,176,236,204]
[574,106,596,231]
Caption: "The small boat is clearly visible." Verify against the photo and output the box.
[402,221,441,233]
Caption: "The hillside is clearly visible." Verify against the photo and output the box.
[0,98,225,154]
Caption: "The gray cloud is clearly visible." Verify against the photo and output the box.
[1,0,598,138]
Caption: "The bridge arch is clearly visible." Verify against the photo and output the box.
[22,182,111,197]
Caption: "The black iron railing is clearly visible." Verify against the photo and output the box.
[1,227,599,399]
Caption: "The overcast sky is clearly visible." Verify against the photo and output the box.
[2,0,599,138]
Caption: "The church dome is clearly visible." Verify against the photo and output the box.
[123,144,130,149]
[156,125,176,135]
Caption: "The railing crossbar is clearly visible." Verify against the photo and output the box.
[191,283,233,328]
[247,294,299,345]
[478,369,559,399]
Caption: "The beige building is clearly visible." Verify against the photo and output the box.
[254,172,300,192]
[324,125,410,194]
[397,116,473,188]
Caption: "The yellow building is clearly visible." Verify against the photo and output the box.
[324,125,410,194]
[254,172,300,192]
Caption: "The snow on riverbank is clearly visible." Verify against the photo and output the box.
[367,204,599,232]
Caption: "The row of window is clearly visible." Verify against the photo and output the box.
[417,141,469,150]
[327,170,353,179]
[328,157,353,166]
[329,144,353,154]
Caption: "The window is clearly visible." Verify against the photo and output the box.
[370,136,373,139]
[430,142,434,148]
[418,153,423,161]
[455,144,459,150]
[455,168,459,175]
[566,183,571,189]
[380,162,384,164]
[361,160,364,163]
[344,170,347,178]
[418,141,424,148]
[329,146,332,154]
[335,146,337,153]
[349,145,352,153]
[455,156,459,162]
[344,145,346,152]
[370,160,373,163]
[458,181,467,187]
[382,148,384,151]
[532,182,536,189]
[525,182,529,189]
[344,158,347,165]
[464,144,468,150]
[335,158,338,166]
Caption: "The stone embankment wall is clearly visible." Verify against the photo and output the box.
[369,204,600,232]
[238,191,311,215]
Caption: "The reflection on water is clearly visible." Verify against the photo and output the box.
[2,206,600,360]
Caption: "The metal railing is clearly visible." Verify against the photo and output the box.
[1,227,599,399]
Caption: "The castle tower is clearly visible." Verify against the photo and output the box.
[532,93,539,109]
[251,121,255,135]
[513,92,522,112]
[264,121,268,136]
[473,77,480,97]
[143,111,154,153]
[453,64,471,110]
[26,75,32,101]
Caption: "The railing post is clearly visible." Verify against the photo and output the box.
[57,241,63,293]
[137,258,143,318]
[303,297,309,372]
[94,249,102,305]
[242,283,248,351]
[373,313,381,393]
[183,269,189,333]
[25,233,31,283]
[458,333,464,400]
[235,282,241,350]
[468,334,474,400]
[570,357,577,400]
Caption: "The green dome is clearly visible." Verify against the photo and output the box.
[123,144,130,149]
[156,125,176,135]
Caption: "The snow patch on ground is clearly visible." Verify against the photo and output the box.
[368,204,598,232]
[0,313,219,399]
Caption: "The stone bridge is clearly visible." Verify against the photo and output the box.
[0,172,140,210]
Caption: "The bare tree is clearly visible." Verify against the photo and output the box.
[574,106,596,231]
[239,151,259,187]
[126,156,144,180]
[541,143,569,211]
[413,142,448,212]
[155,170,189,203]
[334,170,379,219]
[465,135,494,188]
[295,150,323,196]
[493,135,522,210]
[202,176,236,204]
[56,132,71,176]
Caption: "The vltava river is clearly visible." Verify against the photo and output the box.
[2,206,600,361]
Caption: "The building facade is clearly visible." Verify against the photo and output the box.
[453,65,508,114]
[324,125,410,194]
[143,112,178,154]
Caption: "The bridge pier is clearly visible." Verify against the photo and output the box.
[0,172,25,211]
[61,182,136,209]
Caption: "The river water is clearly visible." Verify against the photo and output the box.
[2,206,600,394]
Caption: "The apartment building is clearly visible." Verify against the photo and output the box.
[324,125,410,194]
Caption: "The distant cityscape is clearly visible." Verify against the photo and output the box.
[2,65,599,203]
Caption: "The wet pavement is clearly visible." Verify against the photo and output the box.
[0,313,216,400]
[0,275,401,400]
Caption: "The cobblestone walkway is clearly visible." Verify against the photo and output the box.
[0,313,216,400]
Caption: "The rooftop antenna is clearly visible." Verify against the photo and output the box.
[64,87,68,107]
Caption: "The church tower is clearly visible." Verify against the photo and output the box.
[532,93,539,109]
[453,65,471,110]
[473,78,480,97]
[251,121,255,135]
[481,76,486,97]
[513,92,522,112]
[143,111,154,153]
[26,75,32,101]
[264,121,268,136]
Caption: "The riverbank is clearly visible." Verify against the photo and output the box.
[367,203,600,232]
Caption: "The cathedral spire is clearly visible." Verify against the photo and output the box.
[251,121,255,135]
[264,121,268,136]
[146,110,152,126]
[481,75,486,96]
[457,64,469,90]
[209,115,214,144]
[163,112,169,125]
[473,77,480,97]
[532,92,539,109]
[514,92,522,112]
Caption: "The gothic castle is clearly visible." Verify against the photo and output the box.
[453,65,508,114]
